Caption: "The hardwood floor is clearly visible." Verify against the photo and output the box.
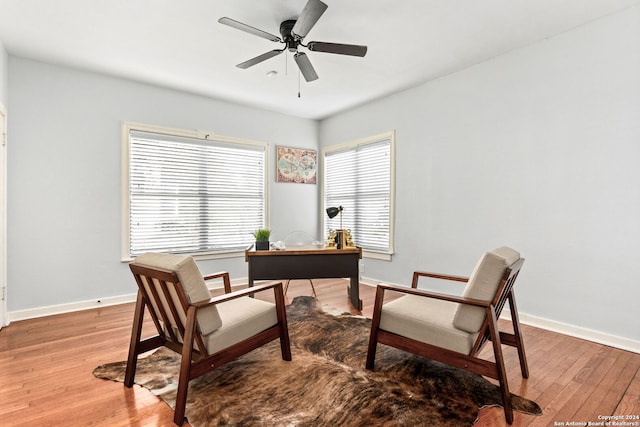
[1,279,638,426]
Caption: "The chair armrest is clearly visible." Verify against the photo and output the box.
[203,271,232,293]
[378,283,490,308]
[411,271,469,288]
[192,282,284,308]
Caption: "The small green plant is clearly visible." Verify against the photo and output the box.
[253,228,271,241]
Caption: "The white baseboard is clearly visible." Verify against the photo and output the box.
[7,279,246,323]
[511,312,640,355]
[8,293,138,323]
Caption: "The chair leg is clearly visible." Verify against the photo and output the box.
[124,292,145,387]
[365,332,379,370]
[174,307,198,426]
[366,286,386,369]
[488,306,513,424]
[308,279,317,298]
[508,291,529,378]
[274,282,292,361]
[285,279,317,298]
[174,377,188,426]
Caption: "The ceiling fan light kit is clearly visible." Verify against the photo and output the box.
[218,0,367,84]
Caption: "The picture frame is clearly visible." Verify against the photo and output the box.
[276,145,317,184]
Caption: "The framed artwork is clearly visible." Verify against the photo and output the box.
[276,146,317,184]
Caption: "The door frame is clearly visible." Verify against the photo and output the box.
[0,102,7,328]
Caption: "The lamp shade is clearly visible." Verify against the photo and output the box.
[326,206,343,219]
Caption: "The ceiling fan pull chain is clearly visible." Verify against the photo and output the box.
[298,69,301,98]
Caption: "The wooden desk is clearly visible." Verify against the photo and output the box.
[245,245,363,310]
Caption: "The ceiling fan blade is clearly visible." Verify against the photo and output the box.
[292,0,328,39]
[294,52,319,82]
[237,49,284,69]
[307,41,368,57]
[218,17,282,42]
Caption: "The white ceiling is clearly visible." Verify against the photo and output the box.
[1,0,638,120]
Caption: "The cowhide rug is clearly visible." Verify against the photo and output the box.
[94,296,542,426]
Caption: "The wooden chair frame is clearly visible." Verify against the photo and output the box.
[366,258,528,424]
[284,278,317,298]
[125,263,291,426]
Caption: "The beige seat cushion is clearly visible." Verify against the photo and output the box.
[204,297,278,354]
[452,247,520,333]
[380,294,478,354]
[133,252,223,335]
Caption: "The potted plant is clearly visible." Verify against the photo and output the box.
[253,228,271,250]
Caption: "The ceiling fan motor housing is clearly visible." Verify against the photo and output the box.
[280,20,299,51]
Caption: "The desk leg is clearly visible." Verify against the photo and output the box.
[349,276,363,310]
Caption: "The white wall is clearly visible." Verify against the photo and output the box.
[7,57,318,313]
[321,6,640,344]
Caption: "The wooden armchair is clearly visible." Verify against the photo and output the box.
[125,253,291,426]
[366,247,528,424]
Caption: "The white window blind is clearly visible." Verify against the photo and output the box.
[323,132,394,254]
[126,128,266,257]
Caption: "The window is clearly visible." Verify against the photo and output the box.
[122,123,267,258]
[323,131,394,256]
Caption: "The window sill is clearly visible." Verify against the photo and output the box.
[121,250,246,263]
[363,250,392,261]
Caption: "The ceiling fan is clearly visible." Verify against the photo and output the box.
[218,0,367,82]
